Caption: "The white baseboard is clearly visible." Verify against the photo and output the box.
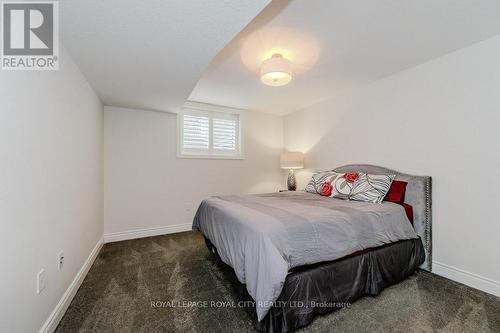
[103,223,193,243]
[433,261,500,297]
[39,237,103,333]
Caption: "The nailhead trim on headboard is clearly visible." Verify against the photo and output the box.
[424,177,432,271]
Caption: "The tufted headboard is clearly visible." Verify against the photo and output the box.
[334,164,432,271]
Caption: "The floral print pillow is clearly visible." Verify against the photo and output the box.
[305,171,339,194]
[330,172,358,199]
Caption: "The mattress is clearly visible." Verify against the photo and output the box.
[193,191,418,320]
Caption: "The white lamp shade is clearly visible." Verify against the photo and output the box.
[261,54,292,86]
[280,151,304,169]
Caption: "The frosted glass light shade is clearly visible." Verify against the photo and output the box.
[260,54,292,86]
[280,151,304,169]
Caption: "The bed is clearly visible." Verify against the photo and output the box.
[192,164,432,333]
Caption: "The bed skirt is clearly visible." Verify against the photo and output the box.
[204,237,425,333]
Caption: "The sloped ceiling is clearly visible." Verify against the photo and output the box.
[189,0,500,115]
[59,0,271,113]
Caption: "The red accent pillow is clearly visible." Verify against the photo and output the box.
[384,180,407,203]
[400,203,414,225]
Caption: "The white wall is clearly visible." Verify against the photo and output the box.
[284,36,500,296]
[104,106,284,238]
[0,46,104,333]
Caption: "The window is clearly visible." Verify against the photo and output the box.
[178,102,242,159]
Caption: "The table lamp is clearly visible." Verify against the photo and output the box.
[280,152,304,191]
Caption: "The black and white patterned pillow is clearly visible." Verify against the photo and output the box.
[305,171,339,194]
[350,173,396,203]
[330,173,354,200]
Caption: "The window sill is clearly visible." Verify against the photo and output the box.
[176,153,245,160]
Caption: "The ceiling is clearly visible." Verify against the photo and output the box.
[59,0,270,113]
[189,0,500,115]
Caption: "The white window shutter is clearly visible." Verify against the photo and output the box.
[212,116,238,151]
[179,106,241,158]
[182,114,209,150]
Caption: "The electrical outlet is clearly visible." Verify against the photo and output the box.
[58,251,64,270]
[37,269,46,294]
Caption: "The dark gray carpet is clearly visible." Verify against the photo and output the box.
[56,231,500,333]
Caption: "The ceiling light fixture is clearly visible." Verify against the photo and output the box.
[260,53,292,86]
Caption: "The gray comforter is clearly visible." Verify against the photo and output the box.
[192,191,418,321]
